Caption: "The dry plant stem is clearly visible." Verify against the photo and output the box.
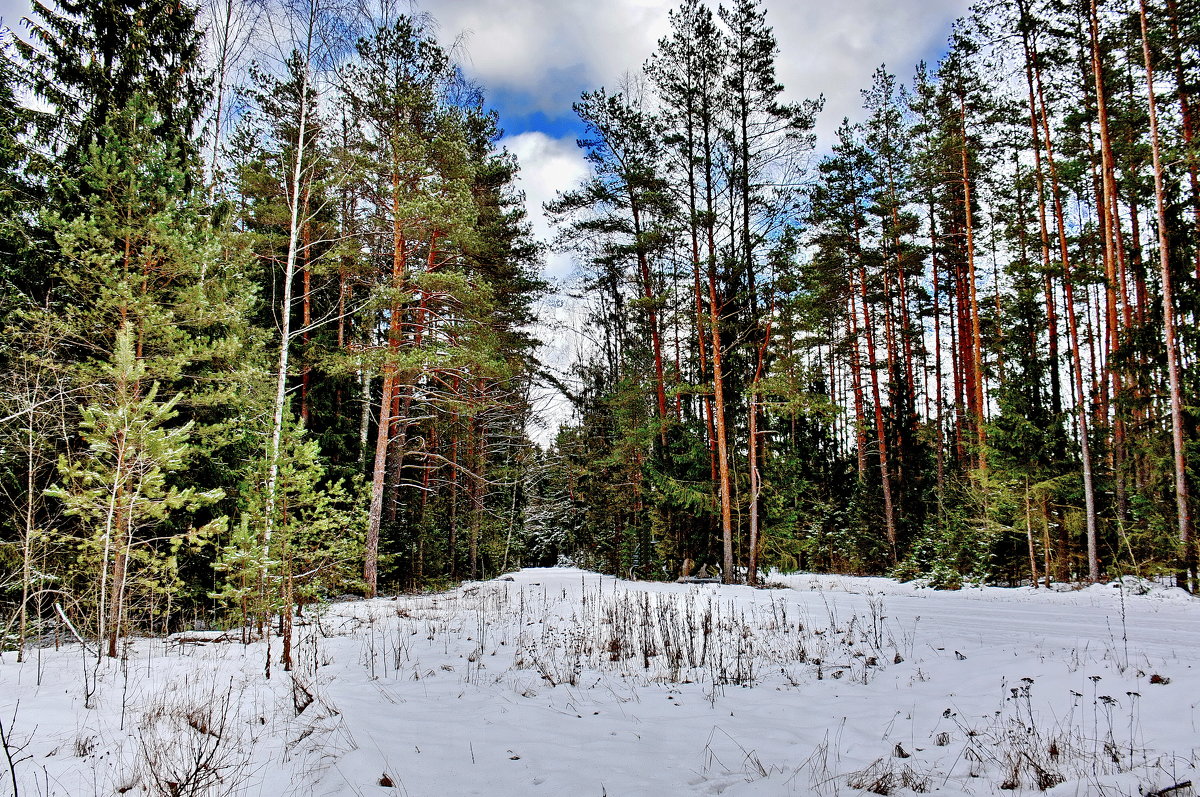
[0,707,27,797]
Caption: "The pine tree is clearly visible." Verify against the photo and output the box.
[344,16,470,593]
[812,121,899,562]
[549,87,674,432]
[717,0,820,581]
[862,65,926,554]
[345,16,540,590]
[646,0,726,503]
[48,324,225,657]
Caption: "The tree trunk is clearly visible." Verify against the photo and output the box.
[1140,0,1194,590]
[1089,0,1130,526]
[746,304,772,586]
[847,294,869,481]
[300,224,312,425]
[364,370,393,596]
[1025,480,1040,588]
[708,268,735,583]
[854,214,897,562]
[1164,0,1200,281]
[630,198,669,431]
[264,13,315,579]
[107,533,127,658]
[959,92,987,472]
[468,417,484,580]
[1033,47,1100,581]
[1018,9,1064,424]
[364,174,408,597]
[930,205,946,495]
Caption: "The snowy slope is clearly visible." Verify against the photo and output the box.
[1,568,1196,796]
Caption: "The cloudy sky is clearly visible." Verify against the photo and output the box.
[414,0,974,436]
[1,0,972,268]
[0,0,973,438]
[422,0,974,282]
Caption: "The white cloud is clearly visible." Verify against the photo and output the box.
[428,0,672,116]
[500,130,591,283]
[497,131,595,443]
[5,0,975,135]
[425,0,973,137]
[767,0,973,145]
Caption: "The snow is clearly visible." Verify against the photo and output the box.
[2,568,1197,796]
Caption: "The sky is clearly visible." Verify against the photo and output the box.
[423,0,975,281]
[0,0,974,440]
[412,0,975,438]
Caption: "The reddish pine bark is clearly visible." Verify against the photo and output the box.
[1140,0,1194,590]
[853,211,897,561]
[1033,39,1100,581]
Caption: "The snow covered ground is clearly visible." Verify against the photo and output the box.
[1,568,1197,796]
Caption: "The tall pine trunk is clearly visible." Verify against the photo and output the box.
[958,92,987,472]
[1033,48,1100,580]
[1140,0,1194,590]
[708,267,735,582]
[854,213,897,561]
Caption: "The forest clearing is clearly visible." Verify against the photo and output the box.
[4,0,1200,791]
[1,568,1197,796]
[3,0,1200,643]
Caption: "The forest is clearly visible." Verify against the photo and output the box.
[541,0,1200,593]
[0,0,1197,663]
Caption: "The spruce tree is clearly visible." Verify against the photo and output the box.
[17,0,208,186]
[0,38,30,325]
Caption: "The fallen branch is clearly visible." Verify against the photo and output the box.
[54,603,95,657]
